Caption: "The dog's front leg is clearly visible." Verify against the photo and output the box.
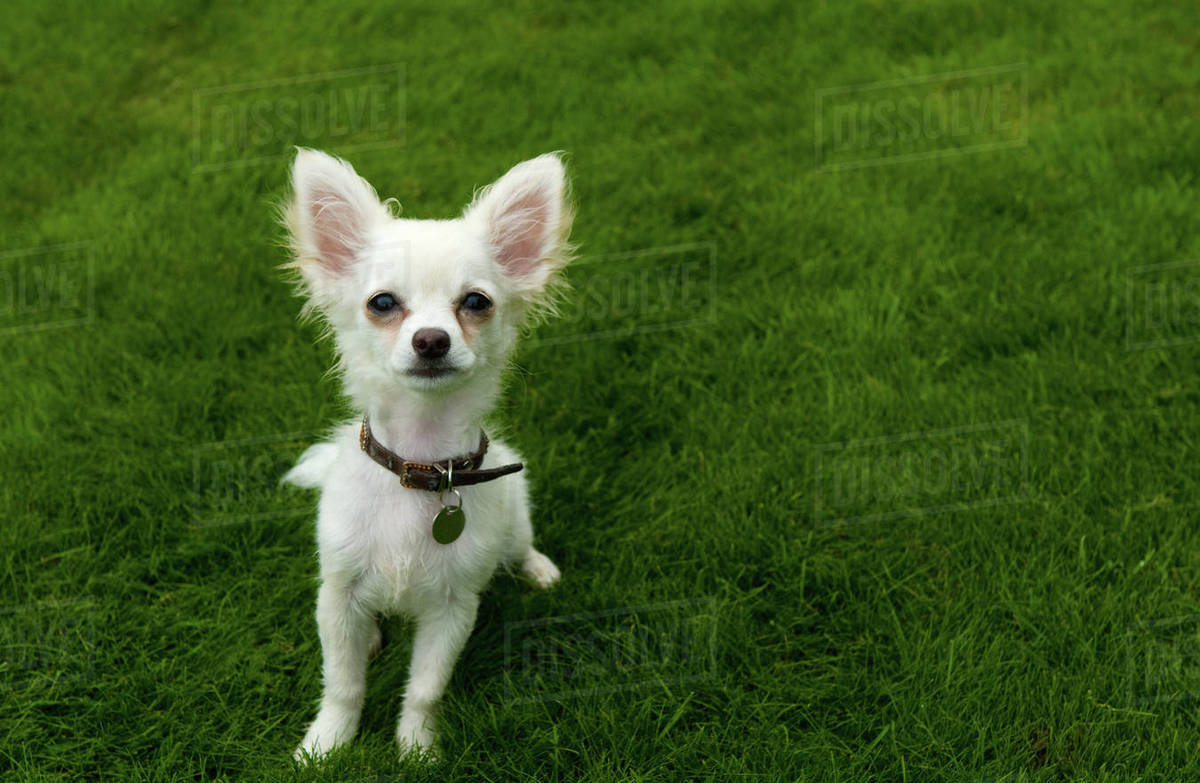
[295,575,375,761]
[395,593,481,755]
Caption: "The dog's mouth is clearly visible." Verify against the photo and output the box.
[406,363,458,380]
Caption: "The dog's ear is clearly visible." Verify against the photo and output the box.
[465,153,573,299]
[285,149,387,294]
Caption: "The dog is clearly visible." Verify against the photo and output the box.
[280,149,572,759]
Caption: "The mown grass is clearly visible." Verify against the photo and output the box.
[2,0,1199,780]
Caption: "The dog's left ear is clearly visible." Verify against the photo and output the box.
[284,149,388,307]
[465,153,573,299]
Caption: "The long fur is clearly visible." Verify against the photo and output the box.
[282,149,572,760]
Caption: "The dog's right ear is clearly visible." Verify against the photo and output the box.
[285,149,387,300]
[464,153,573,303]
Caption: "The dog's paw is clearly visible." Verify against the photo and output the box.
[396,714,438,760]
[521,549,561,589]
[293,709,358,763]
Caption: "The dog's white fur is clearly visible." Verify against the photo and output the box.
[281,149,572,759]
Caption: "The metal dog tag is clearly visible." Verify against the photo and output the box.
[432,488,465,544]
[432,506,465,544]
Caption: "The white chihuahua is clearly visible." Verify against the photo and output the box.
[280,149,572,759]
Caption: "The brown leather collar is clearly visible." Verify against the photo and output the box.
[359,417,523,491]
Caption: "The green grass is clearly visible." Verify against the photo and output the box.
[2,0,1199,780]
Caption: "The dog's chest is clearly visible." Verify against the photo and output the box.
[319,459,504,613]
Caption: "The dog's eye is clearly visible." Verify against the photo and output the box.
[461,292,492,313]
[367,293,400,315]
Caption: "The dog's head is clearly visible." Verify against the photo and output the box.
[284,150,572,399]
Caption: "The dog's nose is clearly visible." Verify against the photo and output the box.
[412,328,451,359]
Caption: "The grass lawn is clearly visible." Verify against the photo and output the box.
[2,0,1199,780]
